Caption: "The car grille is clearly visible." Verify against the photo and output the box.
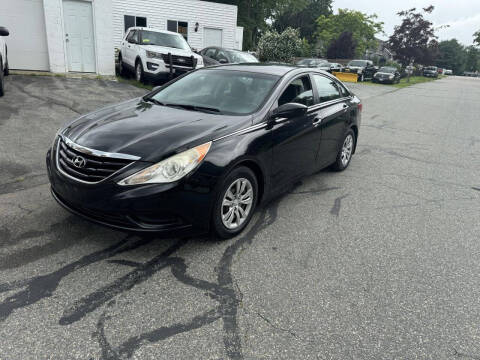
[56,138,134,183]
[162,54,195,68]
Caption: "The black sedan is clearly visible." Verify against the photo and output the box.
[46,65,361,238]
[372,66,401,84]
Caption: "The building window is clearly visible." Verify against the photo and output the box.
[167,20,188,41]
[124,15,147,33]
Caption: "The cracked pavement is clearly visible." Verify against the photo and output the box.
[0,75,480,359]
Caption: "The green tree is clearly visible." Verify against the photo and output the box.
[435,39,466,74]
[464,46,480,72]
[257,27,302,62]
[315,9,384,57]
[326,31,356,59]
[273,0,332,43]
[474,30,480,46]
[388,6,438,66]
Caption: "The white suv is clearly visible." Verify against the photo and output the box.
[118,27,203,83]
[0,26,10,97]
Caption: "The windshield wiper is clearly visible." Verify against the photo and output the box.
[165,103,222,114]
[143,97,165,106]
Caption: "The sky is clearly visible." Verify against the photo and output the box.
[333,0,480,46]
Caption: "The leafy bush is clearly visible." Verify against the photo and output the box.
[257,27,303,63]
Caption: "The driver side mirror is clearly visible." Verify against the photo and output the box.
[271,103,308,122]
[0,27,9,36]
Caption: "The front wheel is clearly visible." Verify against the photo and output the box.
[332,130,356,171]
[135,61,144,83]
[212,166,258,239]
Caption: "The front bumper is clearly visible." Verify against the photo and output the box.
[142,57,203,80]
[46,148,214,235]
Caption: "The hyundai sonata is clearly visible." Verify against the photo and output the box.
[46,64,361,238]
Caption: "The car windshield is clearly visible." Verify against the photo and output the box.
[227,51,259,63]
[149,70,280,115]
[348,60,368,67]
[140,31,190,50]
[425,66,437,70]
[378,67,396,73]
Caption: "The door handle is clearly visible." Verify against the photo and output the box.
[312,117,322,126]
[342,103,349,112]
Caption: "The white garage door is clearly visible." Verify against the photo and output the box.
[0,0,49,71]
[204,28,223,48]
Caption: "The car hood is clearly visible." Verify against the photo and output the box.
[61,98,250,163]
[139,45,202,60]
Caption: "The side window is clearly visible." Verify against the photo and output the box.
[335,81,350,97]
[129,30,139,44]
[204,48,217,58]
[312,75,341,103]
[125,30,134,42]
[278,76,314,107]
[216,49,229,62]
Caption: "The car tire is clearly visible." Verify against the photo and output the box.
[118,53,125,76]
[212,166,258,239]
[135,60,144,83]
[4,53,8,76]
[332,130,356,171]
[0,60,4,97]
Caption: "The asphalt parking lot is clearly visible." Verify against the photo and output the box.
[1,74,480,360]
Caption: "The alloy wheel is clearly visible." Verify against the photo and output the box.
[341,134,354,167]
[221,178,254,230]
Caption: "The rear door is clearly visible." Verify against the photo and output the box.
[270,74,318,189]
[310,74,349,167]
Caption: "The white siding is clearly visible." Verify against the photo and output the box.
[43,0,115,75]
[112,0,238,51]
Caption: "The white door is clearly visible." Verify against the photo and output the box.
[204,28,223,48]
[0,0,49,70]
[63,0,96,72]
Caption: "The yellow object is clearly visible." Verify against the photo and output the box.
[333,72,358,83]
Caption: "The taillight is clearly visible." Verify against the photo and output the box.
[358,103,363,112]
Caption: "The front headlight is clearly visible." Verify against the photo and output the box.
[146,51,163,60]
[118,142,212,186]
[388,74,394,79]
[357,69,362,74]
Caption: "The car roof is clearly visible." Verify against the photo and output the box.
[202,46,251,54]
[202,63,297,76]
[201,63,333,77]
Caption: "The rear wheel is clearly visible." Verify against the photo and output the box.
[332,130,355,171]
[212,166,258,239]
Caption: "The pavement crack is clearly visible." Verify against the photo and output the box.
[255,311,298,339]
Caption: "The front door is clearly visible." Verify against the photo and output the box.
[63,0,96,72]
[270,75,318,190]
[311,74,348,167]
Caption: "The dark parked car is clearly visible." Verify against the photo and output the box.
[423,66,438,78]
[199,47,258,64]
[372,66,401,84]
[343,60,376,82]
[46,64,361,238]
[296,58,328,68]
[318,62,344,73]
